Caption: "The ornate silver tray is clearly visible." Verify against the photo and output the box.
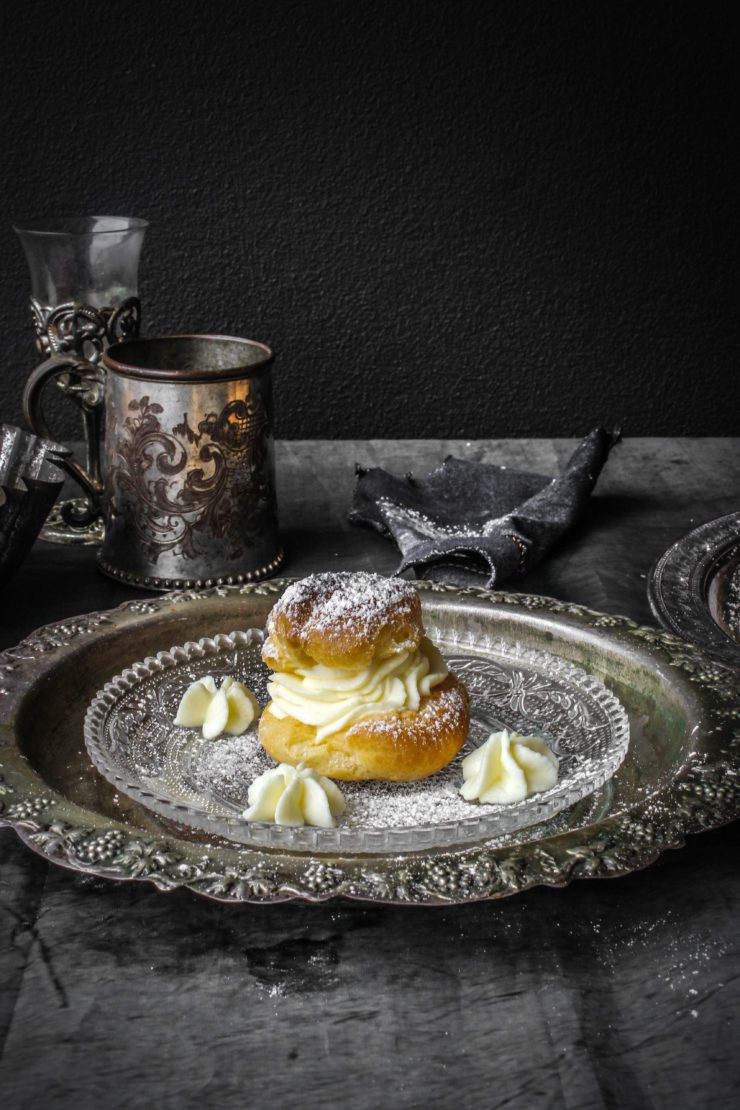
[2,580,739,905]
[649,511,740,669]
[84,630,629,851]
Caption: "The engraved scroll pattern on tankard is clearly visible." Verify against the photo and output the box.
[106,390,272,564]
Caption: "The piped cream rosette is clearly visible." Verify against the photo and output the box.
[244,762,346,828]
[460,728,559,804]
[266,636,449,740]
[174,675,259,740]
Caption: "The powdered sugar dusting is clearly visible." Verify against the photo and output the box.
[267,571,418,641]
[724,562,740,641]
[192,721,491,829]
[355,682,467,747]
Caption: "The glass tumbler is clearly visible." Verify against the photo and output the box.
[14,215,148,544]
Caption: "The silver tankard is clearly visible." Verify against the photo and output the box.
[23,335,283,589]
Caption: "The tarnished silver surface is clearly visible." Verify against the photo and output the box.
[1,580,739,904]
[99,337,281,590]
[41,498,106,545]
[0,425,70,583]
[97,550,285,591]
[23,296,142,544]
[648,511,740,669]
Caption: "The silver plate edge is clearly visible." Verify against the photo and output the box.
[648,511,740,669]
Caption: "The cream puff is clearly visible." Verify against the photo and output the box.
[258,572,469,781]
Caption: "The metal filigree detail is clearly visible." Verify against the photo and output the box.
[1,582,739,905]
[33,300,106,362]
[4,796,52,821]
[42,499,106,545]
[106,298,141,343]
[30,296,142,364]
[27,295,142,543]
[0,612,112,671]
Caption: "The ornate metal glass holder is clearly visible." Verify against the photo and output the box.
[14,216,148,545]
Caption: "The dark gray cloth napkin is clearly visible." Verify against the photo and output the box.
[349,427,620,587]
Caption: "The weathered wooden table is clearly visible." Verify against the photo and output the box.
[2,439,739,1109]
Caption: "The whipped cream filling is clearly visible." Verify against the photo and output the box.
[267,636,448,741]
[460,728,559,804]
[174,675,258,740]
[243,762,346,827]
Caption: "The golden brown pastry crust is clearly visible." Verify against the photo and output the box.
[262,571,423,671]
[258,674,470,781]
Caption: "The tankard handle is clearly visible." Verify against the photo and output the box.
[22,355,104,527]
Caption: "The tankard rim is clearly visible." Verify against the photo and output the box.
[104,334,274,383]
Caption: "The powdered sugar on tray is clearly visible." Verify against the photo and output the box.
[191,723,493,829]
[724,563,740,641]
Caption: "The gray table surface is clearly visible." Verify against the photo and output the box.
[1,438,739,1110]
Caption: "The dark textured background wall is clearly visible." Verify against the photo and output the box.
[0,0,736,439]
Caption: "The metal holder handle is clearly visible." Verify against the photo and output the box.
[22,356,105,528]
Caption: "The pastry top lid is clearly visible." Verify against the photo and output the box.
[263,572,424,670]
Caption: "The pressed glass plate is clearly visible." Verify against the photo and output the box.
[83,623,630,853]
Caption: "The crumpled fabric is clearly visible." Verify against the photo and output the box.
[349,427,620,587]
